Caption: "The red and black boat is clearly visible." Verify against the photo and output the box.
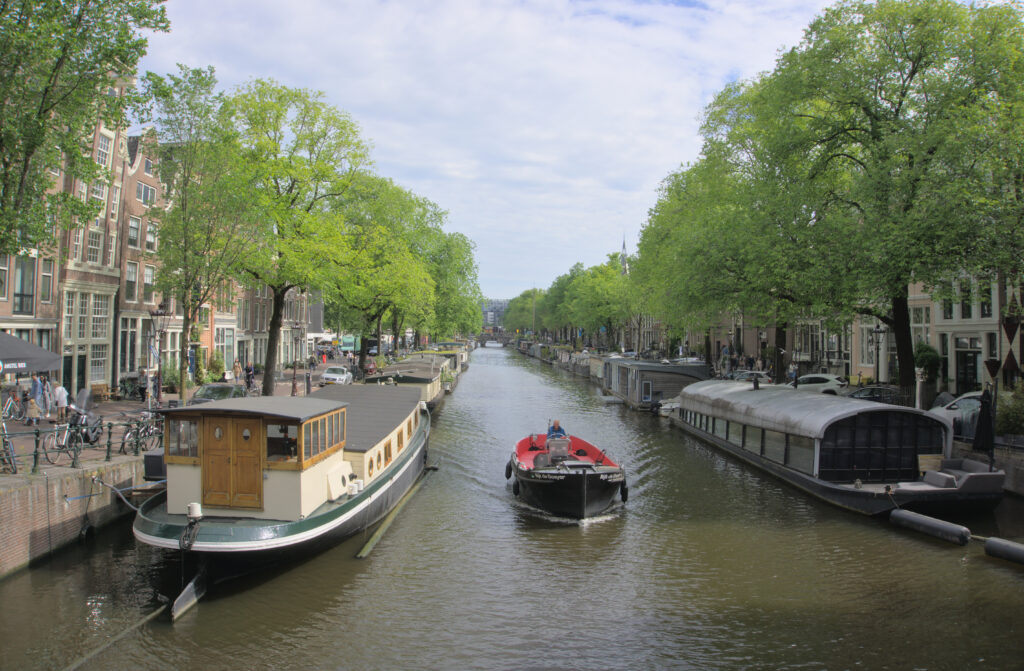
[505,433,628,519]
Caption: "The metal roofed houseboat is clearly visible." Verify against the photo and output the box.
[602,358,711,411]
[506,432,627,519]
[672,381,1004,516]
[133,385,429,556]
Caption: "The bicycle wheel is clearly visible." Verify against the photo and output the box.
[2,439,17,474]
[43,431,62,464]
[121,428,137,454]
[12,403,24,421]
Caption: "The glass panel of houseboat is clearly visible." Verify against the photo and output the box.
[745,426,763,453]
[727,421,743,447]
[713,417,728,440]
[311,420,320,456]
[788,434,815,474]
[338,411,345,442]
[303,423,312,460]
[327,413,334,447]
[763,429,786,463]
[319,418,327,454]
[167,419,199,457]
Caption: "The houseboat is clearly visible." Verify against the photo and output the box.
[671,381,1004,516]
[363,358,448,408]
[133,385,429,556]
[602,358,711,410]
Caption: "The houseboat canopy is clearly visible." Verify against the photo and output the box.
[678,380,952,442]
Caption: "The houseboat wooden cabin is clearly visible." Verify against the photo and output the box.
[133,385,429,555]
[672,381,1004,516]
[602,358,711,410]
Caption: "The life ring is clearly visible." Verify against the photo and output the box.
[512,479,520,496]
[505,460,512,479]
[620,481,629,503]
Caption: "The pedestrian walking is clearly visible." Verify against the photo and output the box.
[40,375,53,418]
[233,359,242,382]
[53,382,68,422]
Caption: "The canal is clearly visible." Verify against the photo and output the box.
[2,345,1023,670]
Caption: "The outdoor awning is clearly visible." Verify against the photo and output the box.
[0,332,61,374]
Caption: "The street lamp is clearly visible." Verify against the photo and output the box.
[872,325,887,383]
[290,319,306,396]
[149,303,169,407]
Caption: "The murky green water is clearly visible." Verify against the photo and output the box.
[2,346,1023,670]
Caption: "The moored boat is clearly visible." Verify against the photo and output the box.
[671,380,1004,516]
[505,432,627,518]
[133,385,429,556]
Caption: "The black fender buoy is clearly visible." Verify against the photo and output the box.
[984,537,1024,566]
[512,479,520,496]
[620,481,629,503]
[890,509,970,546]
[505,461,512,480]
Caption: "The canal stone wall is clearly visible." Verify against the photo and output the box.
[0,457,143,579]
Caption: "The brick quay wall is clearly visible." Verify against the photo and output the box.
[0,456,144,579]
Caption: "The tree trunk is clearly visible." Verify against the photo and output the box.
[773,324,787,384]
[891,289,916,391]
[262,287,287,395]
[178,302,192,403]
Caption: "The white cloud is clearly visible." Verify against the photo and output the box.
[138,0,832,298]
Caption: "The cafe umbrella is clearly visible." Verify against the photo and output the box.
[0,332,61,375]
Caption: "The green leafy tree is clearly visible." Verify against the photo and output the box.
[137,64,257,399]
[0,0,168,251]
[231,80,371,393]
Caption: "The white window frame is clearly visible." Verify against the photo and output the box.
[125,262,138,302]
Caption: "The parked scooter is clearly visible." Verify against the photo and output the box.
[68,388,103,444]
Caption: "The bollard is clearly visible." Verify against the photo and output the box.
[105,422,113,461]
[71,428,80,469]
[32,428,41,474]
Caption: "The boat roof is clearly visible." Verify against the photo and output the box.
[310,384,423,453]
[367,360,441,382]
[678,380,950,440]
[606,359,711,375]
[159,396,345,422]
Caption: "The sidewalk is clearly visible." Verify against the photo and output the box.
[3,373,322,474]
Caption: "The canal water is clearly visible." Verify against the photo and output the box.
[2,346,1023,670]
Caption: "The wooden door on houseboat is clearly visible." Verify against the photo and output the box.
[202,416,264,509]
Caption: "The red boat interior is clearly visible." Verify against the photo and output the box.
[514,434,618,470]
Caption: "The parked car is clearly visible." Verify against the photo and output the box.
[844,384,902,405]
[929,391,984,439]
[318,366,354,386]
[188,383,248,405]
[787,374,848,394]
[733,370,773,384]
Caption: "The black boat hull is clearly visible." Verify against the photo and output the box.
[512,461,624,519]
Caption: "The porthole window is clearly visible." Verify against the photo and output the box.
[368,460,374,476]
[376,453,382,469]
[214,426,223,440]
[242,428,251,440]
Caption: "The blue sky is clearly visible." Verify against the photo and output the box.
[137,0,834,299]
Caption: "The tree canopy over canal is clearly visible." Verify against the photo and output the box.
[509,0,1024,388]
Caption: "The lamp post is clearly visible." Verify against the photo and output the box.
[872,325,886,383]
[149,303,168,407]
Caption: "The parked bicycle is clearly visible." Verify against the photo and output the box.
[118,376,146,401]
[1,418,17,474]
[43,420,82,465]
[120,410,163,453]
[247,381,263,397]
[3,391,24,422]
